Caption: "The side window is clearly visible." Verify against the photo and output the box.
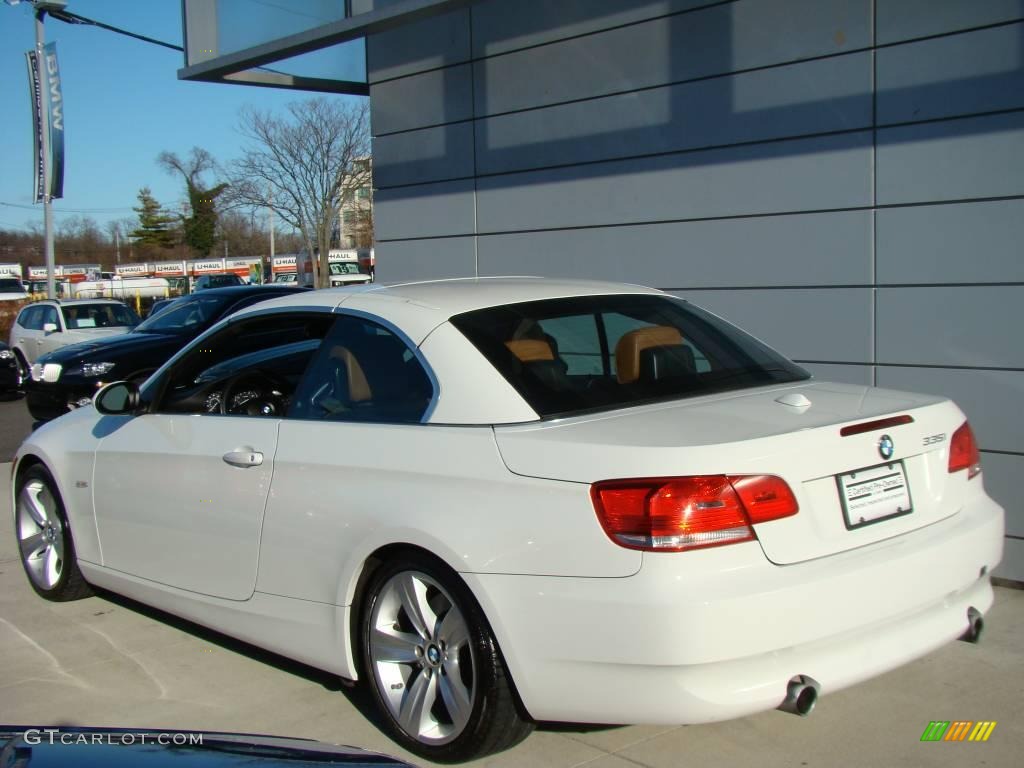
[155,313,335,416]
[18,306,41,330]
[290,315,434,424]
[39,305,60,329]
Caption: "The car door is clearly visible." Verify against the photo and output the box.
[36,304,65,358]
[254,313,439,604]
[91,310,334,601]
[14,306,43,363]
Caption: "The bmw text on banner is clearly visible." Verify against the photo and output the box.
[24,41,63,201]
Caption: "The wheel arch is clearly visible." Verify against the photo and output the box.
[13,451,46,490]
[12,345,29,369]
[344,542,458,682]
[13,433,102,565]
[342,541,532,720]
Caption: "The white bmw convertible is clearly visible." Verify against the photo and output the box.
[13,278,1004,762]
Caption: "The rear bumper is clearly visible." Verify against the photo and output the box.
[465,493,1004,724]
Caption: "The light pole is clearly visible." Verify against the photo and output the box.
[28,0,67,299]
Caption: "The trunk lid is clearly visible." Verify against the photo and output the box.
[493,381,971,564]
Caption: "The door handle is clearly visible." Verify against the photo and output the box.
[222,449,263,468]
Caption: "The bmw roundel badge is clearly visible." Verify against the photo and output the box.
[878,434,895,460]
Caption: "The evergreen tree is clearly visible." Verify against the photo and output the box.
[158,148,227,257]
[130,188,177,249]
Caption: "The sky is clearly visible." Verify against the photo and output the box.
[0,0,364,235]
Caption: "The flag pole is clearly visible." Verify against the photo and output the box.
[34,5,56,299]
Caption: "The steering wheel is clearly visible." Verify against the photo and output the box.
[219,369,291,416]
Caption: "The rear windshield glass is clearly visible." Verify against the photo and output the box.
[451,294,809,418]
[134,295,231,335]
[204,274,242,287]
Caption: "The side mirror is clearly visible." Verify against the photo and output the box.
[94,380,140,415]
[43,322,58,333]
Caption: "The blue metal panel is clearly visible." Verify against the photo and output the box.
[371,62,473,134]
[374,237,476,282]
[877,200,1024,284]
[475,53,872,175]
[476,211,872,287]
[374,122,474,187]
[473,0,870,116]
[877,112,1024,204]
[877,0,1024,45]
[877,286,1024,368]
[475,132,872,232]
[671,288,873,364]
[877,24,1024,124]
[374,179,475,240]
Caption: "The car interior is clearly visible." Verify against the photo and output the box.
[157,315,334,417]
[154,313,433,424]
[451,295,808,418]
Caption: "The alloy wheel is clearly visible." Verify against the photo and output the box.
[368,570,476,746]
[16,479,65,590]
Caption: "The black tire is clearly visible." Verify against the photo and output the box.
[360,552,533,763]
[13,349,29,390]
[14,464,93,601]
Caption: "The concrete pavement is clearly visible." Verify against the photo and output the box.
[0,394,33,461]
[1,462,1020,767]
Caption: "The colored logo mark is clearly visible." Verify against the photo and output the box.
[878,433,895,460]
[920,721,997,742]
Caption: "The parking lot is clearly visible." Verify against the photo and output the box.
[0,388,1020,767]
[0,393,33,461]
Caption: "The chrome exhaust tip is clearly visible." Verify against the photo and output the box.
[959,607,984,643]
[777,674,820,717]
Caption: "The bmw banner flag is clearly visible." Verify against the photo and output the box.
[25,41,65,202]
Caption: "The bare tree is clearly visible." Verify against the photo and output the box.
[105,220,123,265]
[227,98,371,288]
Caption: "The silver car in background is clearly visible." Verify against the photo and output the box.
[8,299,140,379]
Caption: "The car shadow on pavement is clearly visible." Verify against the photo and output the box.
[91,586,623,741]
[93,587,397,736]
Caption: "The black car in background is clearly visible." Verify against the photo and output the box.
[0,341,20,394]
[147,296,182,318]
[194,273,244,290]
[25,285,306,422]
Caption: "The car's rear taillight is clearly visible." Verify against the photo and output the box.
[591,474,798,552]
[948,421,981,479]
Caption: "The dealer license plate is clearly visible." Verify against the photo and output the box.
[836,461,913,529]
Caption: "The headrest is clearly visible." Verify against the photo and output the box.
[329,345,372,402]
[506,339,555,363]
[615,325,684,384]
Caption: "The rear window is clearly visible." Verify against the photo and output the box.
[206,274,242,287]
[134,295,231,335]
[451,294,809,418]
[62,303,138,329]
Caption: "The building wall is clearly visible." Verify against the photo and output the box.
[367,0,1024,580]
